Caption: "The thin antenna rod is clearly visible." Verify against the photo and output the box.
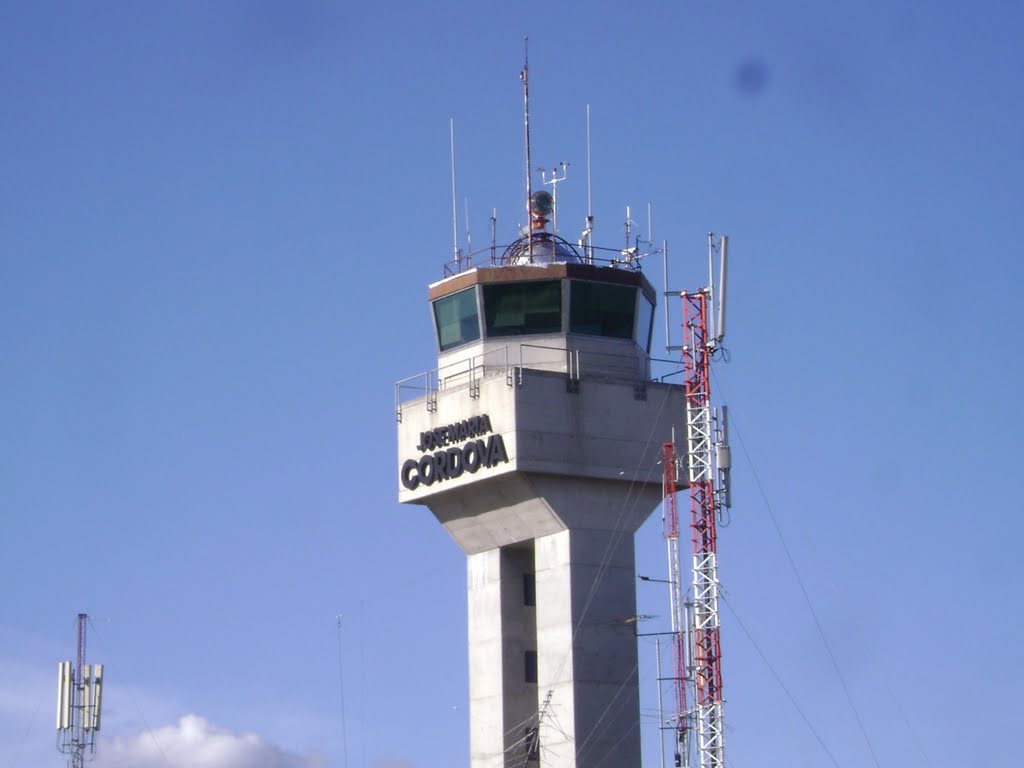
[586,105,593,220]
[490,208,497,264]
[663,240,671,353]
[449,118,459,265]
[336,616,350,768]
[464,198,473,258]
[76,614,86,688]
[656,637,667,768]
[521,39,532,259]
[585,105,594,263]
[707,232,716,344]
[717,235,729,344]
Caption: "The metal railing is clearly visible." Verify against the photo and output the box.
[441,241,652,278]
[395,342,651,422]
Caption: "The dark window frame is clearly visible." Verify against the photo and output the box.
[432,286,482,352]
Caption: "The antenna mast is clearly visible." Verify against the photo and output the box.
[56,614,103,768]
[520,39,533,260]
[582,105,594,263]
[662,442,692,768]
[663,234,732,768]
[450,118,460,269]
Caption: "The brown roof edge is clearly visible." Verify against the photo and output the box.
[427,264,657,304]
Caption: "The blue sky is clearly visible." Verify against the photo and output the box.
[2,2,1022,767]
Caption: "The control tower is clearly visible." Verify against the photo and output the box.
[396,184,685,767]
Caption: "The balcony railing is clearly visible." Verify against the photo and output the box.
[395,342,651,422]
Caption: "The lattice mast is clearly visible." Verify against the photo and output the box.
[663,233,731,768]
[662,440,691,768]
[56,614,103,768]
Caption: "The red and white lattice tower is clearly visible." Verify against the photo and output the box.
[682,287,724,768]
[662,233,730,768]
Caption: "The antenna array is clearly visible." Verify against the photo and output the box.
[56,614,103,768]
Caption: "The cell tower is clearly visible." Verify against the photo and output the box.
[56,613,104,768]
[662,234,732,768]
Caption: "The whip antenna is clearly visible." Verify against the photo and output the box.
[520,38,533,260]
[449,118,459,267]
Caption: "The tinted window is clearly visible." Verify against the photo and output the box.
[569,281,636,340]
[483,281,562,337]
[433,288,481,351]
[637,293,654,352]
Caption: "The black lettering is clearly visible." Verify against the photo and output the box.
[400,459,420,490]
[464,440,482,473]
[485,434,509,467]
[404,415,505,487]
[447,447,464,479]
[419,455,435,486]
[434,450,449,481]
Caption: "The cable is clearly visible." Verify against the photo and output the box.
[358,601,368,768]
[575,663,640,764]
[718,595,843,768]
[720,396,883,768]
[85,617,175,768]
[7,712,40,768]
[590,716,641,768]
[335,616,350,768]
[502,381,678,766]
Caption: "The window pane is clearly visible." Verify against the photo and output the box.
[433,288,481,351]
[524,650,538,683]
[523,573,536,606]
[569,281,636,340]
[637,293,654,352]
[483,281,562,337]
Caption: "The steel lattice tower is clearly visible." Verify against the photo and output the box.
[681,289,725,768]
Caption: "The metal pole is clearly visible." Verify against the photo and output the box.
[521,39,533,261]
[656,637,667,768]
[450,119,459,267]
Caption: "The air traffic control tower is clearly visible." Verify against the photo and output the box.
[396,190,685,768]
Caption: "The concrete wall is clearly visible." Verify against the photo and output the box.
[534,527,641,768]
[397,369,685,508]
[397,356,686,768]
[468,545,539,767]
[468,528,642,768]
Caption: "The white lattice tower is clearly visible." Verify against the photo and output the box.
[662,441,690,767]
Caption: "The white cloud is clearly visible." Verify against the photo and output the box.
[96,714,327,768]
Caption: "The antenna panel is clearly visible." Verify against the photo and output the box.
[56,661,71,730]
[717,235,729,344]
[90,664,103,730]
[82,665,92,731]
